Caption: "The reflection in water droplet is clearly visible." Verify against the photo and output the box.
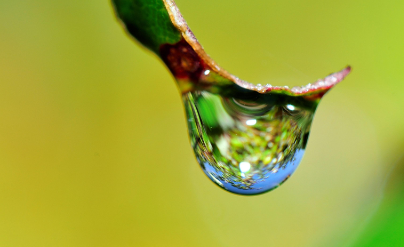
[239,162,251,173]
[286,104,295,111]
[184,90,316,195]
[246,119,257,126]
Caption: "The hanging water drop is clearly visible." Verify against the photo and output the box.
[182,85,315,195]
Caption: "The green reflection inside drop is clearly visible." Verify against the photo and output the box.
[183,86,316,195]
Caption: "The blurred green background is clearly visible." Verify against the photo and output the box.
[0,0,403,246]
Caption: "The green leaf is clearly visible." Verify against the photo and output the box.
[112,0,181,54]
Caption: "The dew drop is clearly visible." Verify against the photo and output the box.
[183,88,317,195]
[291,87,301,93]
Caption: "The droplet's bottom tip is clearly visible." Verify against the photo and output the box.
[201,150,305,195]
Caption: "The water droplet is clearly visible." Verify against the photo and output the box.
[183,87,318,195]
[291,87,301,93]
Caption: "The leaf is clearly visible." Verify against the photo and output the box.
[112,0,181,53]
[112,0,350,99]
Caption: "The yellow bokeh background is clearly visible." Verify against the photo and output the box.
[0,0,403,246]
